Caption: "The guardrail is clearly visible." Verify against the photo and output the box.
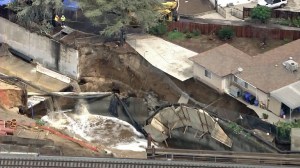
[146,148,300,167]
[0,154,296,168]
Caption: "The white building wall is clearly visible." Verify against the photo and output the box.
[268,96,281,116]
[193,64,224,93]
[217,0,256,7]
[222,75,232,92]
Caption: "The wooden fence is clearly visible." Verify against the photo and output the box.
[168,21,300,40]
[243,7,300,20]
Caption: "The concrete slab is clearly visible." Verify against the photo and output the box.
[126,34,198,81]
[233,96,285,124]
[0,56,69,92]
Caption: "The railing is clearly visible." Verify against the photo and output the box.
[146,148,300,166]
[217,5,226,18]
[231,7,243,20]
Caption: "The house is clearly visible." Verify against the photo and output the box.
[189,40,300,118]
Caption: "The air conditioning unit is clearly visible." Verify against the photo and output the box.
[229,85,242,98]
[283,60,298,72]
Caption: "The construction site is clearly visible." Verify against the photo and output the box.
[1,0,300,167]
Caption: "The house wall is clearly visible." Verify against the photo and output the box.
[222,75,232,92]
[268,96,281,116]
[232,76,269,106]
[193,64,224,93]
[0,17,79,79]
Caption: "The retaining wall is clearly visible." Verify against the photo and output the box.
[0,17,79,79]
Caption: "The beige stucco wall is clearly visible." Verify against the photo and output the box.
[193,64,225,93]
[268,96,281,116]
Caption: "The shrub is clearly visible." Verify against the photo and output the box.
[217,27,234,40]
[167,31,185,40]
[276,120,300,141]
[251,6,271,23]
[192,30,201,37]
[185,32,193,39]
[148,23,168,36]
[292,17,300,27]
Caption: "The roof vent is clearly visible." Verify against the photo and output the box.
[283,60,298,72]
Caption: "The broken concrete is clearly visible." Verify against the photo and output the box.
[144,105,232,148]
[126,34,198,81]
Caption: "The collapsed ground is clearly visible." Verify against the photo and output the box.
[78,34,289,121]
[0,33,290,158]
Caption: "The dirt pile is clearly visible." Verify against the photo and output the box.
[79,42,180,102]
[0,81,26,110]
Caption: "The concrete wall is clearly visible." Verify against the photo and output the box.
[0,17,79,79]
[193,64,224,93]
[217,0,256,7]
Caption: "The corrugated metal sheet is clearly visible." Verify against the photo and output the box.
[271,81,300,109]
[145,105,232,148]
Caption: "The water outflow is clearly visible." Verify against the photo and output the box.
[47,97,63,120]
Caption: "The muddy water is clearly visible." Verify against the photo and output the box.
[43,100,147,151]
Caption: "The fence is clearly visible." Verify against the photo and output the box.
[231,7,243,20]
[243,7,300,20]
[216,5,226,18]
[168,21,300,40]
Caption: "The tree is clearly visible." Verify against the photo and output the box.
[7,0,63,33]
[250,6,271,24]
[74,0,162,36]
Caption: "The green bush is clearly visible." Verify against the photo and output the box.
[292,17,300,27]
[217,27,234,40]
[277,120,300,141]
[185,32,193,39]
[167,31,185,40]
[192,30,201,37]
[228,122,243,134]
[148,23,168,36]
[251,6,271,23]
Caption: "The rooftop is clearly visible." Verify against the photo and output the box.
[190,39,300,93]
[238,39,300,93]
[189,44,251,77]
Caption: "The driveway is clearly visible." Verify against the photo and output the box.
[178,0,215,15]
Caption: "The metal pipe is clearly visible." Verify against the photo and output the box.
[8,48,33,63]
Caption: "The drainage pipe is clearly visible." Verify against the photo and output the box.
[8,48,33,63]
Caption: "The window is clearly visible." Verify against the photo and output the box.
[205,70,211,79]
